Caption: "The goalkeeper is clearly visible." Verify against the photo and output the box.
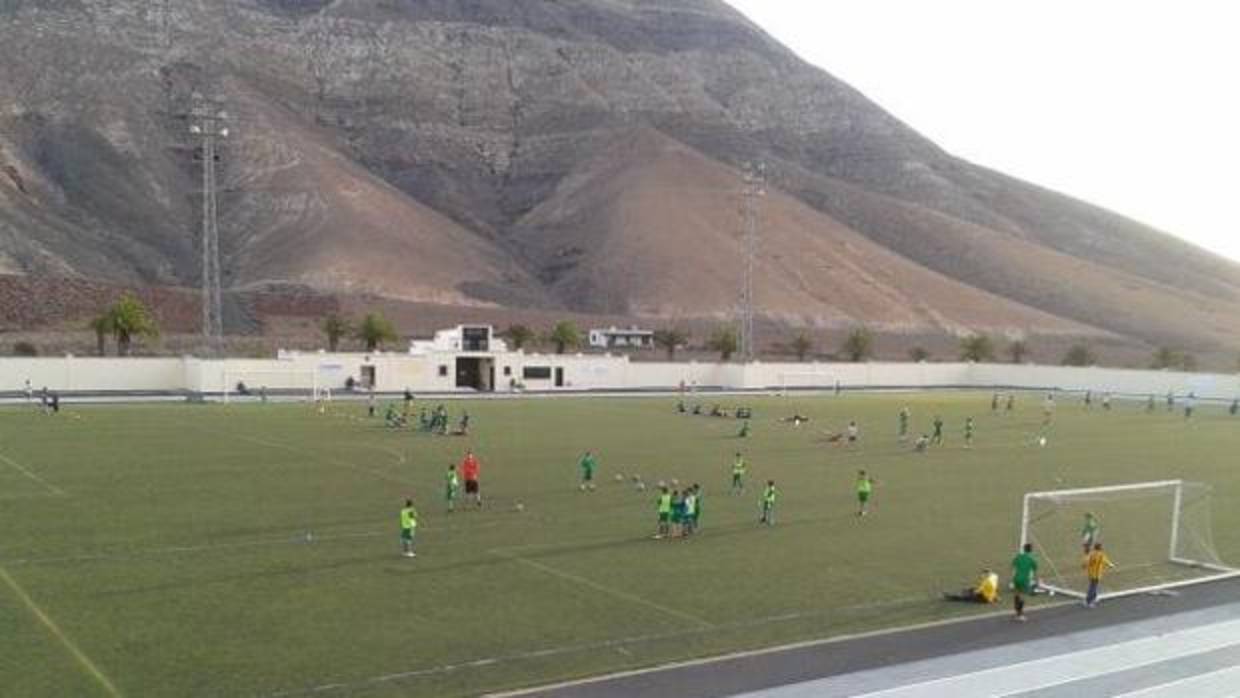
[942,568,1000,604]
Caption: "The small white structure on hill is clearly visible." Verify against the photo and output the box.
[589,326,654,349]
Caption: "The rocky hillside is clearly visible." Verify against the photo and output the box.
[2,0,1239,353]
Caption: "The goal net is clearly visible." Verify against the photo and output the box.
[1021,480,1240,600]
[221,369,326,404]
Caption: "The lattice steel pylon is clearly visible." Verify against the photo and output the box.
[739,162,765,361]
[188,93,229,352]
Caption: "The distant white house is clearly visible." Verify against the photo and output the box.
[588,326,654,349]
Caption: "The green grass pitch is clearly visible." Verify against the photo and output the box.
[2,392,1239,697]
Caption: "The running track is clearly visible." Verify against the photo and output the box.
[499,578,1240,698]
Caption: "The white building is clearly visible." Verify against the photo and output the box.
[589,326,655,349]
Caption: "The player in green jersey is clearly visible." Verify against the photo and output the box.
[579,451,598,491]
[760,480,778,525]
[400,499,418,558]
[1011,543,1038,621]
[964,417,975,449]
[1081,512,1100,555]
[445,464,460,512]
[655,487,672,539]
[898,407,910,441]
[856,470,875,517]
[731,453,747,494]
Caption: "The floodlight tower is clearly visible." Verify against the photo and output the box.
[188,93,229,352]
[739,162,765,361]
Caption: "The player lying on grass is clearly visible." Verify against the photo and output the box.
[913,434,930,452]
[942,568,1000,604]
[781,414,811,426]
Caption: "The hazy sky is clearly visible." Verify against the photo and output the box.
[725,0,1240,263]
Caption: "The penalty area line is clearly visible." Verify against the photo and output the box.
[0,565,123,697]
[0,451,66,496]
[490,549,715,629]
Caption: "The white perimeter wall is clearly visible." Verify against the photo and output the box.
[1,356,1238,400]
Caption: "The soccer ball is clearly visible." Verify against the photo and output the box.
[636,482,647,491]
[1048,589,1056,597]
[587,483,596,491]
[614,474,624,482]
[670,478,680,487]
[1038,436,1048,447]
[514,502,525,512]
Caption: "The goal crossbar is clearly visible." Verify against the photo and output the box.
[1020,479,1240,600]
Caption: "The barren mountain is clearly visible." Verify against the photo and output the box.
[1,0,1238,353]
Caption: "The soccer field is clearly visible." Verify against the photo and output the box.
[2,392,1239,697]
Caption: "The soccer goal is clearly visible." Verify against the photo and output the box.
[1020,480,1240,600]
[777,372,835,395]
[221,369,326,404]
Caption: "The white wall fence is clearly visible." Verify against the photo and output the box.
[1,355,1238,401]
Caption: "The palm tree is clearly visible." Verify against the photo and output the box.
[355,312,398,352]
[503,324,536,351]
[322,313,351,352]
[1008,339,1029,364]
[88,314,113,356]
[1061,344,1096,367]
[790,331,813,362]
[548,321,582,354]
[841,327,873,362]
[106,293,159,356]
[959,334,996,362]
[708,325,739,361]
[653,328,689,360]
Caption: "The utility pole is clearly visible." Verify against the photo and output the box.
[187,93,229,352]
[739,162,765,362]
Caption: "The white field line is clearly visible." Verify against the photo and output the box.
[214,429,415,486]
[0,565,124,697]
[490,549,714,628]
[488,600,1076,698]
[267,594,932,697]
[0,451,66,495]
[4,517,514,567]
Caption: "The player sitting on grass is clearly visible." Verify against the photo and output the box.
[942,568,1000,604]
[731,453,747,494]
[677,401,687,413]
[385,403,406,429]
[782,414,811,426]
[737,420,751,438]
[913,434,930,452]
[759,480,778,525]
[400,498,418,558]
[1011,543,1038,622]
[451,411,470,436]
[578,451,598,491]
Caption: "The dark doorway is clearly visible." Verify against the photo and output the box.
[456,358,495,391]
[554,367,565,388]
[360,365,376,389]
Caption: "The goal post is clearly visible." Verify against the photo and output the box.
[1020,480,1240,600]
[221,368,324,404]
